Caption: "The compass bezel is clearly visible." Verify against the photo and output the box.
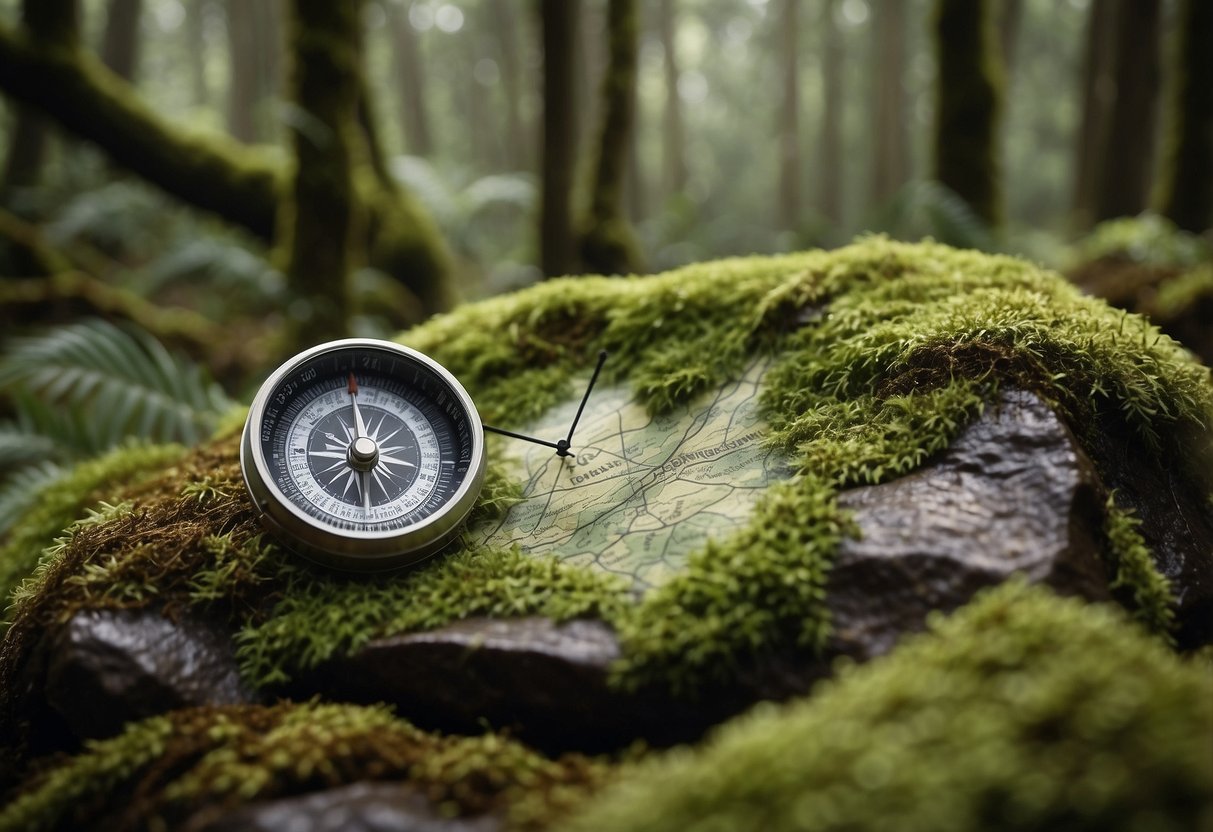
[240,338,486,571]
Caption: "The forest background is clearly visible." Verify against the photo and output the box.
[0,0,1209,531]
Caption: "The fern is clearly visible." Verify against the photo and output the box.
[871,180,998,252]
[0,319,233,447]
[0,462,65,537]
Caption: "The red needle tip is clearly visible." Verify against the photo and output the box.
[347,372,358,395]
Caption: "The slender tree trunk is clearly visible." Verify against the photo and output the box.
[933,0,1004,226]
[657,0,686,200]
[998,0,1024,81]
[1072,0,1116,228]
[625,77,646,223]
[100,0,142,82]
[253,0,282,141]
[281,0,365,346]
[465,28,494,171]
[778,0,800,230]
[1092,0,1162,222]
[580,0,641,275]
[871,0,908,208]
[818,0,843,225]
[490,1,526,170]
[1,0,79,200]
[538,0,580,277]
[1153,0,1213,233]
[388,2,432,156]
[184,0,210,108]
[226,0,257,142]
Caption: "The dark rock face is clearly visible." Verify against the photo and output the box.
[305,389,1117,749]
[42,607,254,740]
[827,388,1111,660]
[183,783,499,832]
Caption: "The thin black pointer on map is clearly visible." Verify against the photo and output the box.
[483,350,609,458]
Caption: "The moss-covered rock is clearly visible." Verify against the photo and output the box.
[2,239,1212,820]
[1068,214,1213,364]
[563,580,1213,832]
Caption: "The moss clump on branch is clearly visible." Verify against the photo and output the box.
[565,581,1213,832]
[0,239,1205,704]
[0,700,608,832]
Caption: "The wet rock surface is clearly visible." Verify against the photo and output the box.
[41,607,254,740]
[826,388,1111,660]
[184,783,500,832]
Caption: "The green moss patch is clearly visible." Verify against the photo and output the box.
[565,581,1213,832]
[0,700,608,832]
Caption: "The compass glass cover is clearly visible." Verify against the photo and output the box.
[242,340,484,566]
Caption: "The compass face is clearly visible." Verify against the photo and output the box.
[240,339,486,571]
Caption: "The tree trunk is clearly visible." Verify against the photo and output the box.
[2,0,79,201]
[252,0,282,141]
[184,0,210,108]
[932,0,1004,226]
[1071,0,1116,229]
[489,0,527,171]
[538,0,580,278]
[0,19,452,315]
[1153,0,1213,233]
[1092,0,1162,223]
[100,0,142,82]
[226,0,258,142]
[818,0,843,225]
[281,0,365,346]
[580,0,641,275]
[657,0,686,200]
[871,0,908,208]
[998,0,1024,81]
[778,0,800,230]
[388,1,433,156]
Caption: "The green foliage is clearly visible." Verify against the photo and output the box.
[869,180,998,252]
[1102,496,1176,640]
[0,319,232,536]
[0,441,184,616]
[1071,214,1211,269]
[1153,263,1213,319]
[0,700,606,832]
[566,581,1213,832]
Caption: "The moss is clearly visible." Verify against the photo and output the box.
[565,581,1213,832]
[1101,496,1175,640]
[0,700,608,832]
[6,239,1211,705]
[1153,263,1213,320]
[1070,214,1211,271]
[0,441,185,618]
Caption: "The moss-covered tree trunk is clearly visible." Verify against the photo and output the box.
[0,18,453,318]
[932,0,1004,226]
[1153,0,1213,233]
[538,0,580,278]
[580,0,642,275]
[0,0,78,201]
[1092,0,1161,223]
[279,0,365,347]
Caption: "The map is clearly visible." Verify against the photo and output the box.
[469,359,791,592]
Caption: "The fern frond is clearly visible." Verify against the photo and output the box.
[0,462,64,537]
[0,319,234,447]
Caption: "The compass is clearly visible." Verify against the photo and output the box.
[240,339,486,571]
